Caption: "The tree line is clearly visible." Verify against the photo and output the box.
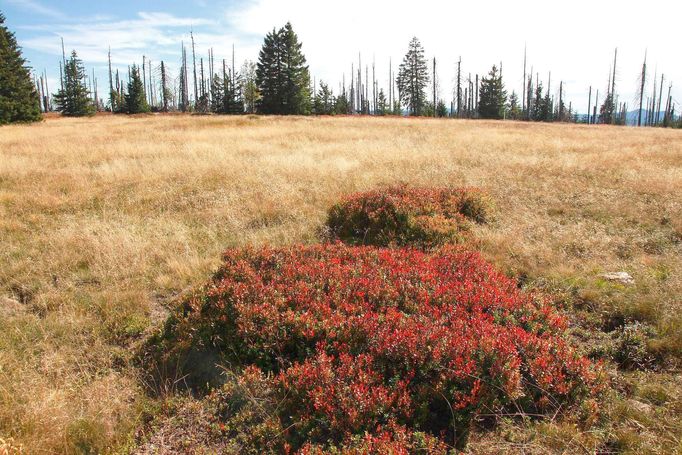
[1,12,680,128]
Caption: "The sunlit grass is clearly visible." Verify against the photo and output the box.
[1,114,681,453]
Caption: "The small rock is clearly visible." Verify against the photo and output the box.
[1,296,24,316]
[627,399,653,414]
[601,272,634,285]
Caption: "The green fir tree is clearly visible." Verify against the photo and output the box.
[477,65,507,119]
[124,65,150,114]
[0,13,42,124]
[53,50,95,117]
[397,37,429,116]
[256,22,310,115]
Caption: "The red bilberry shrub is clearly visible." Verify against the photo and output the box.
[152,243,602,451]
[325,186,491,247]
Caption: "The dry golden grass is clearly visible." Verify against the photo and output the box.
[1,114,681,453]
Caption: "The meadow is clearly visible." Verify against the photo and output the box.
[1,114,681,453]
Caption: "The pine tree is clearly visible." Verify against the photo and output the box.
[507,92,521,120]
[334,90,350,114]
[124,65,150,114]
[53,50,94,117]
[280,23,310,114]
[210,73,225,113]
[256,22,310,115]
[256,28,283,114]
[397,37,429,116]
[436,100,448,118]
[599,92,615,124]
[0,13,41,124]
[313,81,334,115]
[477,65,507,119]
[376,89,388,116]
[160,61,170,112]
[223,67,244,115]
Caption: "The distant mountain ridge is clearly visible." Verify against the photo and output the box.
[625,110,667,126]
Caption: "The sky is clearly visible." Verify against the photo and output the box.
[2,0,681,115]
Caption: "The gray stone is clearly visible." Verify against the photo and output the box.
[601,272,635,285]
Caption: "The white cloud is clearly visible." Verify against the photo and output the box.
[4,0,65,19]
[18,0,682,113]
[229,0,682,113]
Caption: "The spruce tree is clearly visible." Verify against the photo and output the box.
[376,89,387,116]
[223,68,244,115]
[256,28,283,114]
[599,93,615,124]
[436,100,448,118]
[397,37,429,116]
[280,22,310,114]
[334,90,350,114]
[124,65,150,114]
[507,92,521,120]
[256,22,310,115]
[210,74,225,113]
[313,81,334,115]
[0,13,42,124]
[477,65,507,119]
[53,51,95,117]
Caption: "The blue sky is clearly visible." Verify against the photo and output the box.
[3,0,681,114]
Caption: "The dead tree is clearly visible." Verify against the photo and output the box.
[433,57,437,117]
[656,74,664,125]
[649,68,658,126]
[610,48,617,123]
[637,52,647,126]
[142,55,147,104]
[558,81,563,121]
[160,61,169,112]
[456,57,462,117]
[522,45,527,116]
[108,48,114,111]
[191,31,198,107]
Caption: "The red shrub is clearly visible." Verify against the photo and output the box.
[325,186,491,247]
[154,243,601,450]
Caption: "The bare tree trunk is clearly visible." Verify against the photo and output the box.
[351,63,355,113]
[191,31,198,107]
[388,58,392,110]
[200,58,205,100]
[637,52,647,127]
[526,70,533,120]
[648,69,658,126]
[611,48,617,124]
[161,61,168,112]
[664,84,672,125]
[656,74,664,125]
[92,68,98,110]
[474,74,478,118]
[143,55,147,105]
[456,57,461,118]
[43,69,50,111]
[108,48,114,112]
[433,57,436,117]
[522,45,526,115]
[558,81,563,121]
[587,86,592,124]
[372,58,376,115]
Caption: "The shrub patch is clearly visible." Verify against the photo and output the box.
[325,186,491,247]
[149,243,602,451]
